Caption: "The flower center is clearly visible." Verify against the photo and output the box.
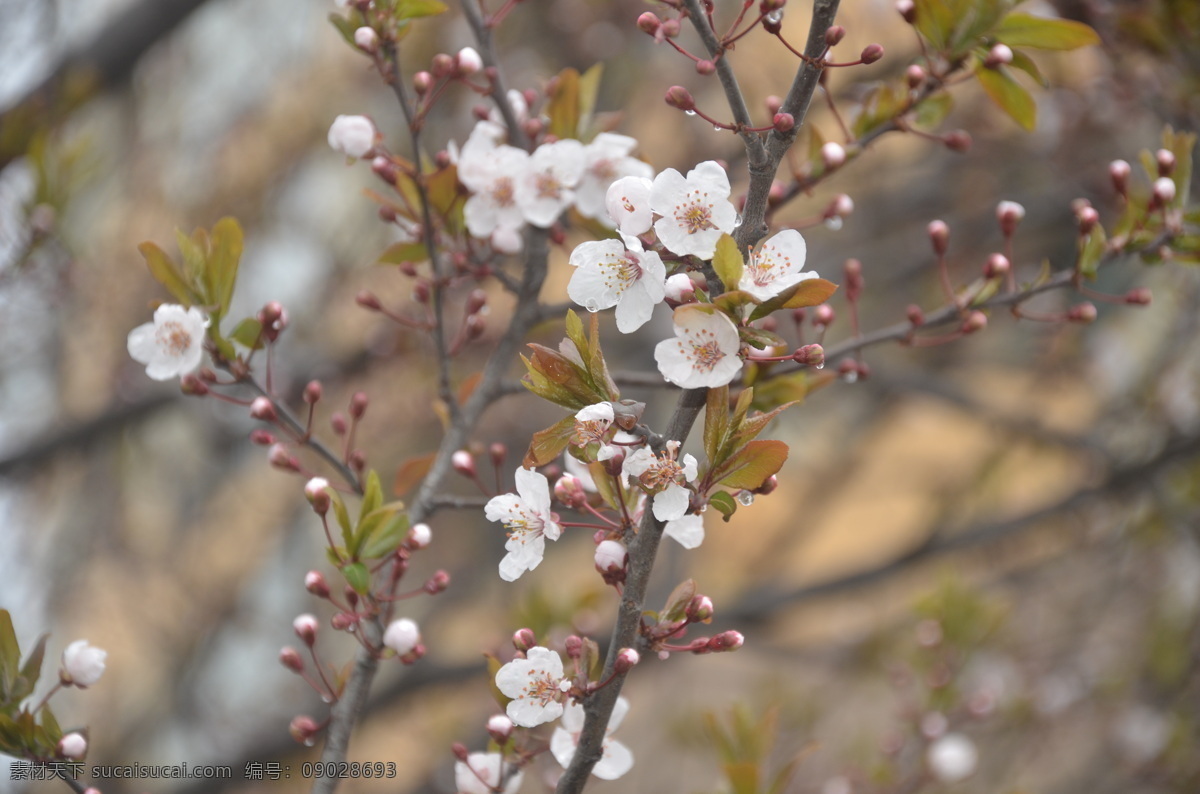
[521,668,563,705]
[590,158,617,182]
[492,177,515,207]
[747,246,792,286]
[638,456,685,491]
[535,173,563,200]
[676,193,717,234]
[503,506,545,540]
[572,418,610,448]
[156,321,193,357]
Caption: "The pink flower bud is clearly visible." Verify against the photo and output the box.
[696,59,716,75]
[1068,302,1098,324]
[383,618,421,656]
[614,647,640,674]
[302,381,323,405]
[413,71,434,94]
[927,220,950,255]
[637,11,661,35]
[331,612,357,631]
[661,18,681,37]
[896,0,916,22]
[328,115,377,159]
[564,635,583,659]
[290,715,320,745]
[331,413,348,435]
[407,522,432,549]
[431,53,455,78]
[1109,159,1131,194]
[814,304,836,327]
[985,43,1013,68]
[984,253,1010,279]
[180,374,209,396]
[708,630,745,652]
[269,443,299,472]
[907,304,925,326]
[249,429,274,446]
[687,594,715,622]
[250,396,276,421]
[665,85,696,111]
[512,628,537,652]
[821,141,846,169]
[664,273,698,303]
[961,311,987,334]
[354,26,379,53]
[305,570,330,598]
[60,640,106,688]
[348,391,368,420]
[304,477,331,515]
[293,614,319,646]
[792,343,825,368]
[555,474,589,509]
[279,646,305,673]
[594,540,628,580]
[1153,176,1176,205]
[943,130,972,152]
[860,43,884,64]
[456,46,483,75]
[451,450,476,477]
[831,193,854,218]
[487,714,515,744]
[424,569,451,594]
[906,64,926,89]
[824,25,845,46]
[1156,148,1176,176]
[755,474,779,495]
[59,732,87,759]
[1077,205,1100,233]
[765,95,783,115]
[916,618,943,646]
[1125,287,1152,305]
[996,200,1025,236]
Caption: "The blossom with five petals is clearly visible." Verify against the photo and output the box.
[551,697,634,780]
[567,239,666,333]
[516,139,585,227]
[494,646,569,726]
[457,121,529,250]
[485,468,562,581]
[127,304,208,381]
[650,160,738,259]
[654,307,743,388]
[738,228,817,301]
[571,402,620,460]
[622,441,698,521]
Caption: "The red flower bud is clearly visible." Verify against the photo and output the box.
[279,646,304,673]
[860,44,884,64]
[665,85,696,111]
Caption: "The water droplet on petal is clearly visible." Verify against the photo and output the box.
[585,299,601,313]
[684,110,697,116]
[737,491,755,506]
[766,9,783,24]
[824,216,844,231]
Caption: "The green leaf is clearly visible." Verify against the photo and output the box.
[564,309,587,356]
[586,312,619,401]
[138,242,198,306]
[208,217,243,320]
[0,610,18,700]
[394,0,447,20]
[361,470,383,518]
[993,12,1100,50]
[708,490,738,522]
[776,278,839,311]
[546,68,581,140]
[329,490,354,551]
[1007,48,1049,88]
[359,511,410,559]
[341,562,371,595]
[577,63,604,138]
[11,634,47,704]
[524,415,577,468]
[713,440,789,490]
[661,579,697,623]
[38,705,61,742]
[378,241,429,266]
[176,228,209,296]
[1077,223,1107,279]
[912,91,955,130]
[703,386,731,466]
[229,318,263,350]
[711,234,744,292]
[913,0,965,50]
[739,325,785,350]
[976,65,1037,131]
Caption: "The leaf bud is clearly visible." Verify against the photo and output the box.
[512,628,537,652]
[349,391,369,419]
[1067,302,1098,324]
[293,614,319,646]
[906,64,926,89]
[487,714,515,744]
[984,253,1010,279]
[424,569,451,594]
[707,630,745,652]
[793,343,825,368]
[1156,148,1176,176]
[768,112,794,134]
[943,129,972,152]
[824,25,845,46]
[896,0,916,23]
[927,219,950,255]
[961,310,988,334]
[1109,159,1131,195]
[305,570,330,597]
[696,59,716,75]
[1125,287,1152,305]
[407,522,432,549]
[289,715,320,745]
[279,646,305,673]
[412,279,431,304]
[860,43,884,64]
[665,85,696,111]
[354,26,379,54]
[614,648,640,674]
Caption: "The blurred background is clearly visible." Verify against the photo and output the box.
[1,0,1198,792]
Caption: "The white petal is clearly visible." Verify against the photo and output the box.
[622,447,656,478]
[499,533,545,581]
[484,493,524,524]
[664,513,705,549]
[652,483,690,521]
[608,696,631,731]
[575,402,614,423]
[681,454,699,482]
[560,699,586,732]
[514,468,551,515]
[550,725,578,770]
[593,738,634,780]
[606,176,653,236]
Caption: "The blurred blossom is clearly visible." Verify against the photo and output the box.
[454,752,522,794]
[551,697,633,779]
[926,732,978,782]
[127,305,208,381]
[1113,705,1169,763]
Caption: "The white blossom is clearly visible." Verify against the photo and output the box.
[605,176,654,239]
[61,640,107,687]
[327,114,377,158]
[572,402,619,460]
[58,732,87,759]
[594,540,628,571]
[383,618,421,655]
[738,228,817,301]
[488,89,530,130]
[495,646,568,726]
[456,46,483,75]
[623,442,698,522]
[516,139,586,227]
[454,752,523,794]
[485,468,562,581]
[654,308,743,388]
[650,161,738,259]
[576,134,654,224]
[664,272,698,303]
[458,121,529,245]
[664,512,705,549]
[567,239,666,333]
[551,697,634,780]
[926,733,978,782]
[127,304,208,381]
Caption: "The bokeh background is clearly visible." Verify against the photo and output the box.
[1,0,1198,792]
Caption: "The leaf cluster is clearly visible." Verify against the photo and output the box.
[325,470,410,595]
[0,611,62,761]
